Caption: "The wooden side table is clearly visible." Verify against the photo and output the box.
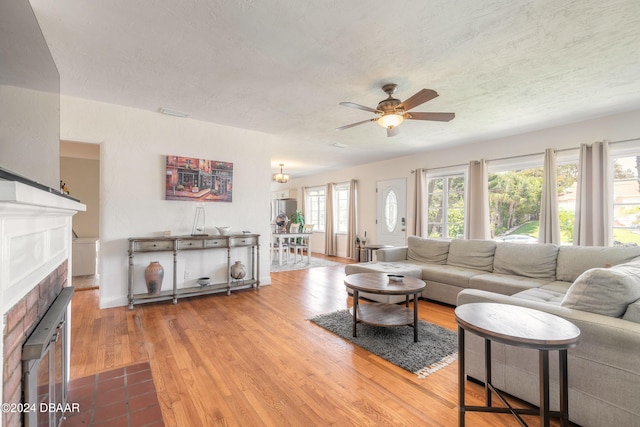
[455,303,580,427]
[362,244,393,262]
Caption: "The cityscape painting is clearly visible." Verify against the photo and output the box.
[165,155,233,202]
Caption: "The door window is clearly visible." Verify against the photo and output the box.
[385,190,398,232]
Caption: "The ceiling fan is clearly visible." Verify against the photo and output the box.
[336,83,455,137]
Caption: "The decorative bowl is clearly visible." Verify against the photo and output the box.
[216,226,231,235]
[197,277,210,286]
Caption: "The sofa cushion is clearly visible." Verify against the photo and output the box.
[556,245,640,282]
[561,263,640,317]
[512,287,565,305]
[420,264,485,288]
[407,236,450,264]
[623,299,640,323]
[539,281,572,295]
[492,242,559,280]
[446,239,496,272]
[469,273,550,296]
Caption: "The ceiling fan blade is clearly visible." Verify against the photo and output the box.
[339,102,380,113]
[387,126,400,137]
[396,89,439,111]
[404,112,455,122]
[335,118,376,131]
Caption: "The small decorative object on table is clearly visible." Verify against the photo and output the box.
[230,261,246,280]
[358,231,368,248]
[191,205,207,236]
[216,226,231,235]
[275,213,288,233]
[290,209,305,227]
[144,261,164,295]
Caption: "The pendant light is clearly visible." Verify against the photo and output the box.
[273,164,290,183]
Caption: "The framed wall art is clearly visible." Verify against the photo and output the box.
[165,155,233,202]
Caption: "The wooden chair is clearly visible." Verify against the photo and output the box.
[289,223,301,233]
[292,224,313,263]
[286,223,301,262]
[271,222,295,265]
[270,234,289,265]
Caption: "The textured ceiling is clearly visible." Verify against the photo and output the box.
[28,0,640,178]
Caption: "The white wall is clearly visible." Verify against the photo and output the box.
[60,96,274,308]
[287,109,640,256]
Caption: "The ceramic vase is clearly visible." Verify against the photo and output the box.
[144,261,164,295]
[230,261,246,280]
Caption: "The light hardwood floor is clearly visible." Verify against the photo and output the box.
[70,254,575,426]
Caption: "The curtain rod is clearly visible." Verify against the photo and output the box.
[412,137,640,173]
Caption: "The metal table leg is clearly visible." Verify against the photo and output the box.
[352,290,359,337]
[458,326,466,427]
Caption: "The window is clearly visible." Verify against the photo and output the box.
[426,174,465,239]
[488,167,542,240]
[335,183,350,234]
[612,155,640,245]
[487,152,579,244]
[306,187,325,232]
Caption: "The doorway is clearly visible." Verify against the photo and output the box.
[60,140,101,290]
[376,178,407,246]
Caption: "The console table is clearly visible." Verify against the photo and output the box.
[127,234,260,309]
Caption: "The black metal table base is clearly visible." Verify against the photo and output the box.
[458,327,571,427]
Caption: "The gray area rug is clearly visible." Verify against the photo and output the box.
[310,309,458,378]
[270,256,343,272]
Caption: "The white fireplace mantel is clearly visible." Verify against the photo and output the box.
[0,180,86,314]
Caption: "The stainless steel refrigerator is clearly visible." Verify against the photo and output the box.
[271,199,297,223]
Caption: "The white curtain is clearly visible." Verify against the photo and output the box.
[324,183,337,256]
[346,180,358,259]
[413,169,427,237]
[574,141,612,246]
[539,149,561,244]
[464,160,490,239]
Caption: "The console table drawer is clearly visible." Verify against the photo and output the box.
[230,236,258,247]
[177,239,204,249]
[204,238,227,248]
[133,240,174,251]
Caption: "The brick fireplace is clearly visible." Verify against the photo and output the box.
[0,179,85,426]
[3,262,67,426]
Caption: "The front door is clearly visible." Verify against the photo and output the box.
[376,178,407,246]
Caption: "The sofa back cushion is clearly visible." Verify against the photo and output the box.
[493,242,559,281]
[446,239,496,272]
[561,262,640,317]
[623,299,640,323]
[407,236,450,264]
[556,245,640,282]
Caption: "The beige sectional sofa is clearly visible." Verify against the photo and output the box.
[344,235,640,427]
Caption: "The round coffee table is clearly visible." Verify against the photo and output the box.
[344,273,426,342]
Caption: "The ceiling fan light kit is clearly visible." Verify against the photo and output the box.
[377,113,403,129]
[336,83,455,137]
[273,164,289,183]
